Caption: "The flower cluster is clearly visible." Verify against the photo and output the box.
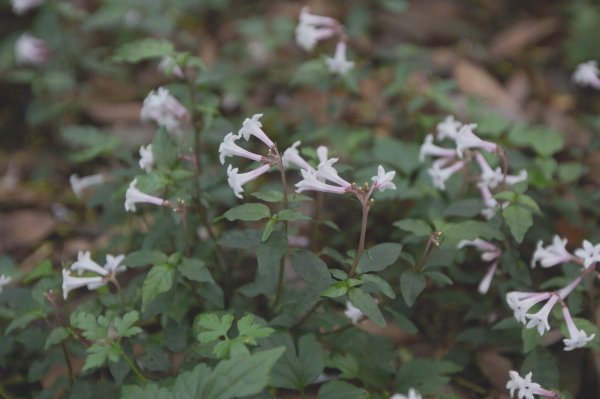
[457,238,502,294]
[420,115,527,219]
[140,87,188,136]
[219,114,277,199]
[62,251,127,300]
[506,371,558,399]
[389,389,422,399]
[295,7,354,75]
[573,60,600,89]
[506,235,598,351]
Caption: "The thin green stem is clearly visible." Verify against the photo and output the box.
[111,278,126,311]
[349,199,370,277]
[291,300,323,330]
[117,345,148,384]
[273,147,289,306]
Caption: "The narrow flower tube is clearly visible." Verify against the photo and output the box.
[478,261,498,294]
[315,158,351,188]
[238,114,274,148]
[506,371,558,399]
[562,304,596,351]
[70,173,105,199]
[475,153,527,188]
[419,134,457,162]
[559,275,583,299]
[457,238,500,260]
[124,178,169,212]
[427,159,466,190]
[455,124,498,159]
[295,168,348,195]
[299,6,338,27]
[506,291,552,324]
[325,41,355,75]
[282,141,314,171]
[227,163,272,199]
[316,145,329,164]
[71,251,108,276]
[219,132,264,165]
[62,269,105,300]
[526,294,559,335]
[530,236,577,268]
[139,144,154,172]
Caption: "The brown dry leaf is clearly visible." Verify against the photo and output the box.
[490,18,559,59]
[476,350,513,391]
[453,60,522,120]
[358,319,415,344]
[86,102,142,124]
[0,210,55,252]
[556,218,585,248]
[505,70,531,105]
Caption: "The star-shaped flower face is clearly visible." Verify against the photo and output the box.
[371,165,396,192]
[574,240,600,269]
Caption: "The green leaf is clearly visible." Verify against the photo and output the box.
[61,125,121,162]
[348,287,386,327]
[152,128,178,169]
[142,264,174,312]
[393,219,432,236]
[71,313,108,341]
[290,59,329,86]
[261,218,276,242]
[395,359,462,395]
[400,270,426,307]
[121,384,173,399]
[443,199,484,217]
[360,274,396,298]
[425,271,453,286]
[317,380,368,399]
[114,311,142,338]
[236,315,275,343]
[521,347,559,388]
[558,162,585,183]
[179,258,214,284]
[356,243,403,273]
[502,205,533,243]
[222,203,271,222]
[172,364,211,398]
[113,38,175,63]
[124,250,168,268]
[275,209,311,222]
[44,327,70,350]
[508,124,564,156]
[291,250,331,283]
[252,190,284,202]
[6,312,41,335]
[522,327,543,353]
[257,231,288,294]
[196,314,234,343]
[373,137,420,175]
[320,281,349,298]
[263,333,324,391]
[438,220,503,248]
[202,347,285,399]
[82,342,119,372]
[23,260,53,284]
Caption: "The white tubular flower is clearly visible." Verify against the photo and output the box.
[140,87,188,135]
[11,0,44,14]
[15,33,50,65]
[389,388,422,399]
[316,145,329,164]
[219,132,264,165]
[531,236,577,268]
[124,178,169,212]
[506,371,558,399]
[70,173,105,199]
[157,56,184,78]
[104,254,127,275]
[295,168,349,195]
[227,164,271,199]
[238,114,274,148]
[436,115,462,141]
[573,60,600,89]
[325,41,354,75]
[419,134,457,162]
[427,159,466,190]
[477,182,507,220]
[506,291,552,325]
[574,240,600,269]
[316,158,351,188]
[371,165,396,192]
[457,238,501,261]
[0,275,12,293]
[71,251,108,277]
[139,144,154,172]
[295,7,336,52]
[526,294,559,336]
[62,269,105,300]
[478,261,498,295]
[455,124,498,159]
[475,153,527,189]
[562,305,596,351]
[344,301,363,324]
[282,141,314,171]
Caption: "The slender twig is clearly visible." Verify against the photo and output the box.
[349,197,370,277]
[273,146,289,306]
[291,300,323,330]
[117,345,148,384]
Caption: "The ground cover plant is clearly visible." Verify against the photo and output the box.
[1,0,600,398]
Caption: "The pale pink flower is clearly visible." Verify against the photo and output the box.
[295,7,337,52]
[419,134,456,162]
[530,236,577,268]
[315,158,351,188]
[124,178,169,212]
[573,60,600,89]
[475,153,527,189]
[0,275,12,293]
[140,87,188,135]
[227,164,271,199]
[427,159,466,190]
[436,115,462,141]
[343,301,363,324]
[325,41,354,75]
[506,291,553,324]
[238,114,274,148]
[70,173,105,199]
[61,269,104,300]
[506,371,558,399]
[15,33,50,65]
[574,240,600,269]
[282,141,314,171]
[11,0,44,14]
[295,168,348,195]
[562,305,595,351]
[219,132,264,165]
[526,294,559,335]
[157,56,184,78]
[389,388,422,399]
[371,165,396,192]
[455,124,498,159]
[139,144,154,172]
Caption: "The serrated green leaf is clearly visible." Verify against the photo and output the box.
[521,348,559,388]
[317,380,368,399]
[142,264,174,312]
[121,384,173,399]
[44,327,70,350]
[114,311,142,338]
[401,270,426,307]
[197,314,234,343]
[113,38,175,63]
[179,258,214,284]
[222,203,271,222]
[373,137,420,175]
[172,364,211,398]
[502,205,533,243]
[123,250,168,268]
[152,128,178,169]
[348,287,385,327]
[395,359,462,395]
[356,243,403,273]
[443,199,484,217]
